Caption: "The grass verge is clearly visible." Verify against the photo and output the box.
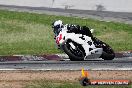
[25,81,132,88]
[0,10,132,55]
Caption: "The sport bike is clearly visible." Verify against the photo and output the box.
[55,26,115,61]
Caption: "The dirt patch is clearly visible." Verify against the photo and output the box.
[0,70,132,88]
[0,81,26,88]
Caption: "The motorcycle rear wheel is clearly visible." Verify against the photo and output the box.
[94,37,115,60]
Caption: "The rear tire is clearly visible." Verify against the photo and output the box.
[101,50,115,60]
[62,40,85,61]
[93,37,115,60]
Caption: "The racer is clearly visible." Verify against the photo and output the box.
[52,20,94,40]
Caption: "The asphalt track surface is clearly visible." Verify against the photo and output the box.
[0,4,132,24]
[0,57,132,70]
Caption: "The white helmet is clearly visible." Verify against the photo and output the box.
[52,20,63,35]
[53,20,63,28]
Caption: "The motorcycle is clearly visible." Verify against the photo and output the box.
[54,26,115,61]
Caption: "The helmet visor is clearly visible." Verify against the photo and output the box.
[53,25,62,36]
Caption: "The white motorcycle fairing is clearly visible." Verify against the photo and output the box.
[56,28,103,60]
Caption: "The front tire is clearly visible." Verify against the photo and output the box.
[62,40,85,61]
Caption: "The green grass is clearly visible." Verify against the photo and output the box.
[25,81,132,88]
[0,10,132,55]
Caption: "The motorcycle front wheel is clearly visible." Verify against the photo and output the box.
[62,39,85,61]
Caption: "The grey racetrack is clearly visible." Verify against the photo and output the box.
[0,57,132,70]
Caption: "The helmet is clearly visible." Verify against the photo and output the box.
[52,20,63,36]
